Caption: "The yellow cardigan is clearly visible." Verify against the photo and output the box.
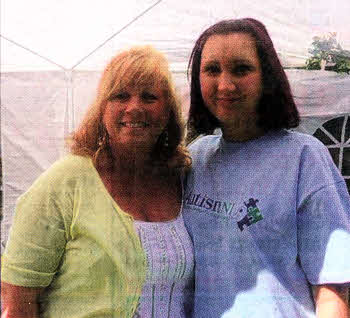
[1,155,146,317]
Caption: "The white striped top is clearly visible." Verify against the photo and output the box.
[133,213,194,318]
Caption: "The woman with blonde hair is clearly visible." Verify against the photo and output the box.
[1,46,194,317]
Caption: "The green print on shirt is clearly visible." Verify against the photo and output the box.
[237,198,263,231]
[247,206,263,223]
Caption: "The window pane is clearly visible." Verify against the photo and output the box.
[323,117,344,142]
[313,128,336,145]
[328,148,340,167]
[342,147,350,176]
[345,179,350,195]
[345,117,350,143]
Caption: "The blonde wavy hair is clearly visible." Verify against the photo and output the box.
[67,45,191,171]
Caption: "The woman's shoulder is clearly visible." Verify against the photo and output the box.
[285,131,332,159]
[33,154,95,187]
[50,154,93,173]
[188,134,221,152]
[267,130,327,152]
[277,130,338,173]
[188,130,326,153]
[187,130,330,163]
[282,130,325,146]
[16,155,95,208]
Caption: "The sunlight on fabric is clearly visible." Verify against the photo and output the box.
[1,0,349,71]
[1,0,158,70]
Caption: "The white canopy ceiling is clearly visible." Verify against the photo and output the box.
[2,0,350,72]
[1,0,350,249]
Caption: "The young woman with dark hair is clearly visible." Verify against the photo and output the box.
[186,18,299,143]
[183,18,350,317]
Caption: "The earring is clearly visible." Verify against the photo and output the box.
[98,124,109,149]
[164,129,169,148]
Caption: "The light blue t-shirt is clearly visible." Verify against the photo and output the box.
[183,130,350,318]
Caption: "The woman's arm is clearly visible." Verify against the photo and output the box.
[1,282,44,318]
[313,284,349,318]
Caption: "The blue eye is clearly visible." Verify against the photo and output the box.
[142,92,158,103]
[232,65,252,76]
[203,64,221,75]
[109,92,129,101]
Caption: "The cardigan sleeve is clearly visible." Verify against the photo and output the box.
[1,162,73,287]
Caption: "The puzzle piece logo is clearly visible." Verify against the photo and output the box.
[237,198,263,231]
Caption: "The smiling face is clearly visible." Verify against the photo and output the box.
[103,83,169,155]
[199,32,263,140]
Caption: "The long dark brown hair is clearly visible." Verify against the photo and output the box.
[187,18,300,143]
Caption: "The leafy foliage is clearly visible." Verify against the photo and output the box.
[333,56,350,74]
[306,33,350,74]
[305,56,321,70]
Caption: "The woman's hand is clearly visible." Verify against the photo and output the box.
[1,282,44,318]
[313,284,349,318]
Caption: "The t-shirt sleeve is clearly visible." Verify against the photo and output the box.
[1,167,72,287]
[296,140,350,285]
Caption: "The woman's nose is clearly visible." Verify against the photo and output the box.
[125,96,143,113]
[218,72,237,91]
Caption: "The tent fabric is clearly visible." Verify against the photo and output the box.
[2,0,350,72]
[1,0,350,249]
[1,69,350,250]
[288,70,350,191]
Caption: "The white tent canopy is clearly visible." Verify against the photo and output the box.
[2,0,350,72]
[1,0,350,249]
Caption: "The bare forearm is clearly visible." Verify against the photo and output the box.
[1,282,43,318]
[1,302,40,318]
[313,284,349,318]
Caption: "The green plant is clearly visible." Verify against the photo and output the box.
[305,33,350,74]
[305,56,321,70]
[333,56,350,74]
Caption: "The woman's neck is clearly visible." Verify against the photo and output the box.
[109,144,154,172]
[99,157,178,205]
[221,119,264,142]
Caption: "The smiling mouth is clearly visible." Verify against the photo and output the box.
[217,97,241,102]
[119,122,149,128]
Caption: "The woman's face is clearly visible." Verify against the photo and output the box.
[103,83,169,154]
[199,32,263,131]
